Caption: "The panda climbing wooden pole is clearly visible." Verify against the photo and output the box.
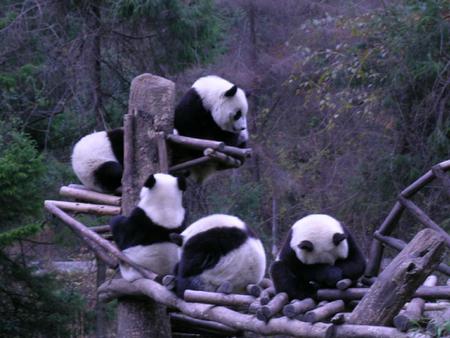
[117,73,175,338]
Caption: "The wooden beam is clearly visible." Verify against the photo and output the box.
[167,134,225,152]
[204,148,242,168]
[45,200,121,216]
[169,156,212,173]
[304,300,345,323]
[156,132,169,174]
[183,290,255,307]
[282,298,316,318]
[348,229,446,326]
[59,186,121,206]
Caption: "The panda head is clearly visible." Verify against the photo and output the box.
[192,75,249,136]
[138,173,186,229]
[290,214,349,265]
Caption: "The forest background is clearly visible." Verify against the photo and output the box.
[1,0,449,336]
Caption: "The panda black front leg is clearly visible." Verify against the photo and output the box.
[270,261,311,300]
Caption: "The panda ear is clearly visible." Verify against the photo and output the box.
[224,85,238,97]
[333,233,347,246]
[177,176,187,192]
[298,240,314,252]
[143,174,156,189]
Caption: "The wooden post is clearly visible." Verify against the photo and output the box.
[117,73,174,338]
[348,229,446,326]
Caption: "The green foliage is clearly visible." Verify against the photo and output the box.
[112,0,224,71]
[0,252,91,337]
[0,122,45,228]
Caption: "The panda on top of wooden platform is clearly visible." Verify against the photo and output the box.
[71,128,123,193]
[110,173,186,281]
[172,75,250,182]
[270,214,366,300]
[172,214,266,298]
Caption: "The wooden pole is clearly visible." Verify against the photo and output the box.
[348,229,446,326]
[117,73,175,338]
[59,186,121,206]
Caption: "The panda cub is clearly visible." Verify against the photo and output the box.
[71,128,123,193]
[270,214,366,300]
[173,75,249,182]
[110,173,186,281]
[173,214,266,297]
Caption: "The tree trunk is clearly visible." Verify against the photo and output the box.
[117,73,175,338]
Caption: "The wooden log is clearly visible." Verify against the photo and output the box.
[304,300,345,323]
[398,196,450,246]
[221,145,252,159]
[68,183,91,191]
[331,324,407,338]
[393,275,437,331]
[348,229,447,326]
[59,186,121,206]
[317,286,450,301]
[336,278,353,290]
[282,298,316,318]
[170,313,239,336]
[156,132,169,174]
[45,200,121,216]
[260,286,276,305]
[204,148,242,168]
[167,134,225,152]
[169,156,212,173]
[183,290,255,307]
[256,292,289,322]
[422,302,450,311]
[248,299,262,314]
[365,202,405,277]
[431,164,450,199]
[259,278,274,289]
[374,232,450,276]
[246,284,262,297]
[44,201,155,278]
[118,73,175,338]
[400,159,450,198]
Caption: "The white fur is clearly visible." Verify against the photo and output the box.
[71,131,117,192]
[192,75,248,133]
[138,173,185,229]
[290,214,349,265]
[181,214,247,242]
[199,237,266,293]
[120,243,179,281]
[180,214,266,293]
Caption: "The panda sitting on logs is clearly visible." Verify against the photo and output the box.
[110,173,186,281]
[171,214,266,297]
[270,214,366,300]
[172,75,250,182]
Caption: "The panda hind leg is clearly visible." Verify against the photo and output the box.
[174,276,205,298]
[94,161,123,193]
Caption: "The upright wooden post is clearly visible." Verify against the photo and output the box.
[117,73,175,338]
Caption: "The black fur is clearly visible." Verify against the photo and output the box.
[94,161,123,193]
[172,88,243,168]
[174,226,250,297]
[110,207,185,251]
[225,85,238,97]
[270,224,366,300]
[106,128,124,166]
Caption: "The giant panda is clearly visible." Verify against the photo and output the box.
[270,214,366,300]
[172,75,249,182]
[173,214,266,297]
[71,128,123,193]
[110,173,186,281]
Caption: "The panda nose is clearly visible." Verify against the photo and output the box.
[239,127,246,131]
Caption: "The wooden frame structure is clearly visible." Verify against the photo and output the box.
[44,73,450,338]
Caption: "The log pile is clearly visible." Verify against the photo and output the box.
[44,156,450,337]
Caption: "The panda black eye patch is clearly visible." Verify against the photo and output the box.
[298,240,314,252]
[333,233,347,246]
[233,111,242,121]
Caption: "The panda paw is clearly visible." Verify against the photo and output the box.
[216,281,233,294]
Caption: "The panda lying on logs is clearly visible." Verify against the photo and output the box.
[270,214,366,300]
[172,214,266,297]
[71,128,123,193]
[172,75,250,182]
[110,173,186,281]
